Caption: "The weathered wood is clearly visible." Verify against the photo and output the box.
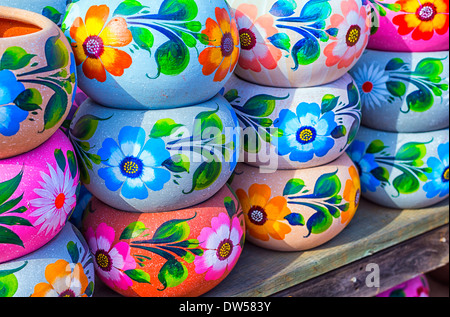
[272,225,449,297]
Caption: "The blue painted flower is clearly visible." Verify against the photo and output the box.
[423,142,449,199]
[273,102,337,163]
[0,70,28,137]
[346,140,381,193]
[97,126,171,200]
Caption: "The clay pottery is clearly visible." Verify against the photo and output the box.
[376,275,430,297]
[229,153,361,251]
[223,73,362,170]
[367,0,449,52]
[0,6,76,159]
[227,0,371,88]
[69,94,240,213]
[81,184,245,297]
[349,49,449,133]
[346,126,449,209]
[61,0,240,109]
[0,223,95,297]
[0,0,68,25]
[0,129,80,263]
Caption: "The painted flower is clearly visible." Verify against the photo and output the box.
[324,0,371,69]
[0,70,28,137]
[423,142,449,198]
[234,4,282,72]
[97,126,171,200]
[236,184,291,241]
[352,63,391,109]
[85,223,136,290]
[346,140,381,193]
[199,7,240,82]
[31,260,89,297]
[69,5,133,82]
[342,165,361,225]
[393,0,449,41]
[273,103,337,163]
[29,163,78,235]
[194,213,243,281]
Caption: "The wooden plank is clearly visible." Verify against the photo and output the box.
[203,199,449,297]
[272,225,449,297]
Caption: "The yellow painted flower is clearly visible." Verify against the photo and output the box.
[236,184,291,241]
[342,165,361,225]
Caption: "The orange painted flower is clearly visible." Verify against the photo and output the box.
[342,165,361,225]
[31,260,90,297]
[70,5,133,83]
[236,184,291,241]
[393,0,449,41]
[199,7,240,82]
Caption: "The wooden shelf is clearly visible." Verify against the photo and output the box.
[94,198,449,297]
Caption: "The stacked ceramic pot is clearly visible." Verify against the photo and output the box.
[0,5,95,297]
[63,0,244,297]
[224,0,370,252]
[347,0,449,209]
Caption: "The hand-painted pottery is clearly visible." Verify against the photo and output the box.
[367,0,449,52]
[0,0,68,25]
[0,7,76,159]
[223,73,362,170]
[61,0,240,110]
[346,126,449,209]
[349,49,449,133]
[69,94,240,213]
[81,184,245,297]
[229,153,361,251]
[376,275,430,297]
[227,0,371,88]
[0,223,95,297]
[0,129,80,264]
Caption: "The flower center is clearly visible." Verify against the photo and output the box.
[120,156,143,179]
[54,193,66,210]
[346,25,361,47]
[221,32,235,57]
[59,289,76,297]
[442,167,449,183]
[239,28,256,50]
[248,205,268,226]
[296,126,317,145]
[95,250,112,272]
[83,35,104,58]
[216,239,233,261]
[417,3,437,21]
[362,81,374,93]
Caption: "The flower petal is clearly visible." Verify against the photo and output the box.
[82,57,107,82]
[101,47,132,77]
[100,17,133,47]
[85,5,109,36]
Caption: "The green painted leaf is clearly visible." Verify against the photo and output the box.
[223,89,239,103]
[386,81,407,98]
[42,6,62,24]
[283,178,305,196]
[0,216,32,227]
[0,227,24,247]
[414,58,445,79]
[241,94,287,118]
[193,107,223,138]
[321,94,339,113]
[120,221,147,240]
[270,0,297,17]
[385,58,406,71]
[124,269,151,284]
[305,204,333,237]
[158,259,188,290]
[130,26,154,54]
[224,196,237,219]
[0,170,23,206]
[54,149,66,173]
[183,161,221,194]
[331,125,347,139]
[284,213,305,226]
[393,172,420,195]
[13,88,42,111]
[67,150,78,179]
[0,274,18,297]
[149,118,183,138]
[313,170,341,198]
[162,154,190,173]
[292,35,320,68]
[371,166,390,183]
[0,47,35,71]
[113,0,147,16]
[268,33,291,52]
[158,0,199,21]
[395,142,427,161]
[406,87,434,113]
[155,38,190,76]
[0,194,25,215]
[70,114,111,140]
[43,88,68,131]
[66,241,80,263]
[152,217,193,243]
[366,140,388,154]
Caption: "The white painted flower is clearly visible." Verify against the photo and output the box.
[352,63,391,109]
[30,164,78,235]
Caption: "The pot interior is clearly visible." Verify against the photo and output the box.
[0,18,41,38]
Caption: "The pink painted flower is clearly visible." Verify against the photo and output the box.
[85,223,136,290]
[194,213,243,281]
[235,3,282,72]
[324,0,370,69]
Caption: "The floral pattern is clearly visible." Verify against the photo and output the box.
[199,7,240,82]
[234,4,282,72]
[351,63,391,109]
[423,142,449,198]
[342,165,361,225]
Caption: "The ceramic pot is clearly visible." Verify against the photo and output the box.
[0,129,80,264]
[69,94,240,213]
[229,153,361,251]
[367,0,449,52]
[376,275,430,297]
[349,49,449,133]
[61,0,240,110]
[0,223,95,297]
[0,0,68,25]
[223,73,362,170]
[227,0,371,88]
[81,184,245,297]
[346,126,449,209]
[0,7,76,159]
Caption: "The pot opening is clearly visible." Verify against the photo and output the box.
[0,18,42,38]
